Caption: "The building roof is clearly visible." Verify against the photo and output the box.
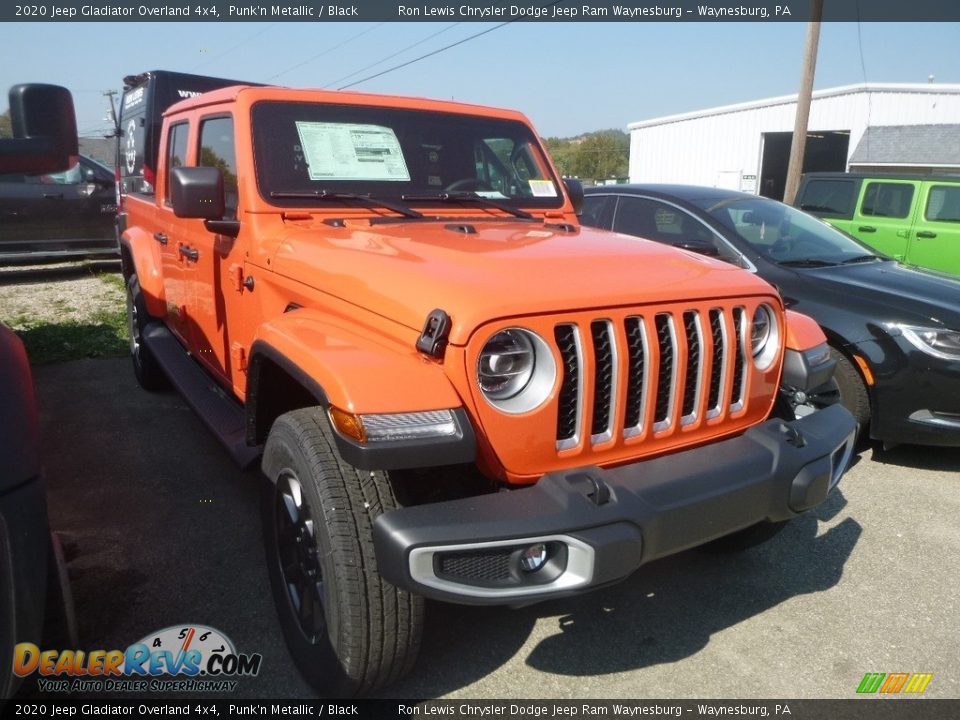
[627,83,960,130]
[78,137,115,167]
[849,124,960,166]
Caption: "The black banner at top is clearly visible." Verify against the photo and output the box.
[4,0,960,23]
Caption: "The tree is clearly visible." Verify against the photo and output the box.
[542,129,629,181]
[0,110,11,138]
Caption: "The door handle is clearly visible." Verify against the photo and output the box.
[178,245,199,262]
[915,231,937,239]
[857,226,877,233]
[42,193,64,200]
[153,232,168,245]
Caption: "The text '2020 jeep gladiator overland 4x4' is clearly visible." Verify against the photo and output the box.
[117,71,856,696]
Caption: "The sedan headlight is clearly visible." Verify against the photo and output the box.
[750,303,780,371]
[898,325,960,360]
[477,328,556,413]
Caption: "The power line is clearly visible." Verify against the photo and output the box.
[267,23,386,81]
[337,0,568,90]
[191,24,277,72]
[321,23,461,89]
[338,22,510,90]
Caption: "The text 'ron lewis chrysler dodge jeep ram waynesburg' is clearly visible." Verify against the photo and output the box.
[116,71,857,696]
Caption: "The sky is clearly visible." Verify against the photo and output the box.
[1,20,958,139]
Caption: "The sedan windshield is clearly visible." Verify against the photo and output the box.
[251,101,563,212]
[688,194,885,266]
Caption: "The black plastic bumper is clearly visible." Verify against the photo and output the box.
[373,404,857,605]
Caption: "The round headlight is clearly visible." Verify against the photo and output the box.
[478,329,535,400]
[750,304,780,371]
[477,328,557,413]
[751,305,772,357]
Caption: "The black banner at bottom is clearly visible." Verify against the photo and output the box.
[2,699,959,720]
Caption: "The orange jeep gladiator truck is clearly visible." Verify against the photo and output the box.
[117,71,856,696]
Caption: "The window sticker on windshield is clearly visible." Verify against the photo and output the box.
[295,122,410,182]
[528,180,557,197]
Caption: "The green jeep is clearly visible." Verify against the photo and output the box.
[795,172,960,276]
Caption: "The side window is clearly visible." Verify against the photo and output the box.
[925,185,960,223]
[165,122,189,205]
[580,195,615,229]
[799,179,856,217]
[612,196,661,238]
[24,161,82,186]
[860,182,915,218]
[199,116,237,219]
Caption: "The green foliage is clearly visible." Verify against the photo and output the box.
[0,110,11,139]
[543,129,629,181]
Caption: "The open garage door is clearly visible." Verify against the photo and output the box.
[759,130,850,200]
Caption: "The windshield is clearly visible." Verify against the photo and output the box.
[688,194,885,265]
[251,101,563,211]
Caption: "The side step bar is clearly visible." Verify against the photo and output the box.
[142,323,260,469]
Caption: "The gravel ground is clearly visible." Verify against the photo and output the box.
[0,261,124,330]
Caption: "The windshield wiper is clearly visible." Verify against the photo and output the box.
[269,190,422,219]
[776,258,839,268]
[401,191,533,220]
[838,254,883,265]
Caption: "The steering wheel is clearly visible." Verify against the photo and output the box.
[769,236,794,260]
[444,178,493,193]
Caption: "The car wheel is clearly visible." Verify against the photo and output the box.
[126,275,167,391]
[261,408,423,697]
[830,348,871,430]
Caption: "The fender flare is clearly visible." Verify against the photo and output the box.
[120,227,165,319]
[784,309,827,353]
[245,310,474,470]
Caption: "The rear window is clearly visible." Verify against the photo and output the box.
[798,179,855,217]
[925,185,960,223]
[860,182,915,218]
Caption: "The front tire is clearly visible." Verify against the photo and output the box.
[831,348,871,430]
[126,275,166,391]
[261,408,423,697]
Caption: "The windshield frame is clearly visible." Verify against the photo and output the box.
[250,100,565,213]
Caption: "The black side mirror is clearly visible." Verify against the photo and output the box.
[563,178,584,216]
[673,239,720,257]
[0,84,78,174]
[170,166,225,219]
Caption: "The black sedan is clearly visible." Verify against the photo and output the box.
[582,184,960,447]
[0,155,117,264]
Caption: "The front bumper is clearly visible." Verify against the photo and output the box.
[373,404,856,605]
[853,335,960,447]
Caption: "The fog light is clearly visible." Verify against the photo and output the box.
[519,543,548,572]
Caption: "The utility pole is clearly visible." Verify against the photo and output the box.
[783,0,823,205]
[103,89,120,138]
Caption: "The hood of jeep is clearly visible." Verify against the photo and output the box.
[269,219,774,345]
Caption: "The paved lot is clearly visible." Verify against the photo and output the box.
[30,357,960,699]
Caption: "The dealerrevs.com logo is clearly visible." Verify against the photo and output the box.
[13,625,263,693]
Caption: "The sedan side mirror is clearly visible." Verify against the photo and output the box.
[673,239,720,257]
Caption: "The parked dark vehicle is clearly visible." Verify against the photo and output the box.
[1,83,78,701]
[0,324,76,700]
[0,155,117,264]
[582,184,960,447]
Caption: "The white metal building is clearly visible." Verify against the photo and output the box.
[627,83,960,199]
